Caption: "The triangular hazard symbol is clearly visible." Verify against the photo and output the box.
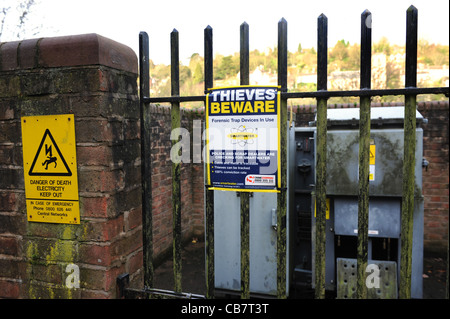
[28,129,72,176]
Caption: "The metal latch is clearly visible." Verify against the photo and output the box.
[271,208,277,231]
[297,159,312,174]
[422,158,429,171]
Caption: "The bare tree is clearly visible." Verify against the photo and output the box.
[1,0,41,42]
[0,7,11,40]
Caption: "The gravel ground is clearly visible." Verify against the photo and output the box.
[423,255,448,299]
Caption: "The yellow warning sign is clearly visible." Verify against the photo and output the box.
[369,144,376,165]
[21,114,80,224]
[369,144,376,181]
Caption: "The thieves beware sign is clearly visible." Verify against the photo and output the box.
[206,86,280,192]
[21,114,80,224]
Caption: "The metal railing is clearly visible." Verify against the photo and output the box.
[130,5,449,299]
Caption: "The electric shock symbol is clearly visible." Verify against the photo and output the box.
[42,144,57,170]
[28,129,72,176]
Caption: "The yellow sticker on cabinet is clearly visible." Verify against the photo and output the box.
[21,114,80,224]
[314,198,330,220]
[369,144,376,181]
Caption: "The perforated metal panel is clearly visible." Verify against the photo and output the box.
[337,258,398,299]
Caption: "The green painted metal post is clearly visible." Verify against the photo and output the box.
[356,9,372,299]
[315,14,327,299]
[400,95,416,299]
[204,25,215,299]
[315,100,327,300]
[357,95,370,299]
[400,5,418,299]
[239,21,251,299]
[170,29,182,293]
[139,31,154,290]
[277,18,288,299]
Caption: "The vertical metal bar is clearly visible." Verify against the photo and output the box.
[204,26,214,92]
[447,227,449,299]
[317,15,328,92]
[204,25,215,299]
[240,192,250,299]
[400,5,418,299]
[139,31,153,290]
[315,13,328,300]
[357,9,372,299]
[239,21,250,299]
[405,6,418,89]
[240,22,250,85]
[277,17,288,299]
[170,28,182,293]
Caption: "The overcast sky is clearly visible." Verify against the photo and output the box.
[3,0,449,65]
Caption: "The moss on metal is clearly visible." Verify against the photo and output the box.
[240,192,250,299]
[356,96,371,299]
[314,98,327,299]
[399,94,417,299]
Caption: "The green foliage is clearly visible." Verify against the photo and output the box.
[214,54,239,80]
[329,40,359,71]
[249,49,277,73]
[193,63,203,84]
[148,39,448,106]
[419,40,449,66]
[179,65,191,84]
[189,53,204,84]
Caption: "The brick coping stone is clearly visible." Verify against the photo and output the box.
[0,33,137,73]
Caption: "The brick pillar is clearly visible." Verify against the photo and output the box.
[0,34,142,298]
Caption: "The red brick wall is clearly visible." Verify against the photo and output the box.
[0,34,142,298]
[417,101,449,254]
[149,105,204,263]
